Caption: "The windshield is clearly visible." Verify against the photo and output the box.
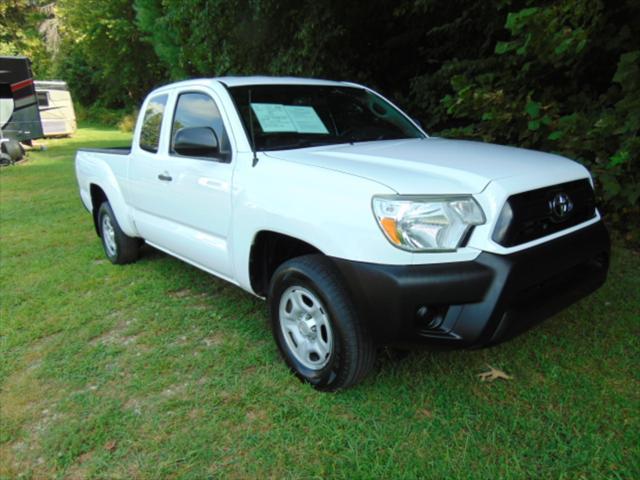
[228,84,425,151]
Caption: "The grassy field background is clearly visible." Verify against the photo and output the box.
[1,126,638,479]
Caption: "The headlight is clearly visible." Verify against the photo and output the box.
[372,195,485,251]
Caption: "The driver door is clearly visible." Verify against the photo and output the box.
[131,89,235,279]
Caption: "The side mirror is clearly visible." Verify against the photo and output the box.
[173,126,219,158]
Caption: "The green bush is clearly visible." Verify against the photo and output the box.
[74,104,137,131]
[118,110,139,133]
[423,1,639,243]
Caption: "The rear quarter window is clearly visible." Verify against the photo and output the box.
[139,94,168,153]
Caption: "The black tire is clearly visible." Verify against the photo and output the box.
[0,152,12,166]
[1,139,23,162]
[268,254,376,391]
[97,202,140,264]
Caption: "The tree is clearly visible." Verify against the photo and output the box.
[0,0,54,78]
[55,0,167,107]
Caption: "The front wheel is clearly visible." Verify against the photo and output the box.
[269,255,376,391]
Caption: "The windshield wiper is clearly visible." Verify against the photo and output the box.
[344,135,393,144]
[259,135,411,151]
[261,138,349,151]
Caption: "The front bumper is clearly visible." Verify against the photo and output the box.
[331,220,610,348]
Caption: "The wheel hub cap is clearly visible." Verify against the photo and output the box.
[279,286,333,370]
[102,215,117,257]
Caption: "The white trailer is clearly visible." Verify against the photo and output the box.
[35,80,77,137]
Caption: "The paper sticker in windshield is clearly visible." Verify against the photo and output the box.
[284,106,329,134]
[251,103,329,134]
[251,103,296,132]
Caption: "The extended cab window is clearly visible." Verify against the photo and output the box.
[139,94,168,153]
[170,92,231,161]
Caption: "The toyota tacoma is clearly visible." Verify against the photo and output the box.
[75,77,610,390]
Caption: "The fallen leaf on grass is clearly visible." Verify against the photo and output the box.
[104,440,117,452]
[416,408,433,419]
[477,366,513,382]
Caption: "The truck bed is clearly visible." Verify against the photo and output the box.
[75,147,132,215]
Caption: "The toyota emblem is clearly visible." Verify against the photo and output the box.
[549,192,573,220]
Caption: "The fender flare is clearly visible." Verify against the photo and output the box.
[87,173,138,238]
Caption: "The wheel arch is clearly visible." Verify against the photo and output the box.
[90,183,108,236]
[87,181,138,238]
[249,230,323,297]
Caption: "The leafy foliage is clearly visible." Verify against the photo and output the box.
[433,0,639,240]
[0,0,54,77]
[1,0,638,238]
[54,0,166,108]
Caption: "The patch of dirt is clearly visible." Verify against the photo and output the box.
[335,412,356,422]
[217,390,243,405]
[32,408,63,435]
[245,409,268,422]
[202,332,224,348]
[89,318,139,347]
[123,381,190,415]
[59,450,94,480]
[124,398,144,416]
[171,335,189,346]
[242,366,257,376]
[77,451,93,464]
[64,463,90,480]
[168,288,194,298]
[188,408,203,420]
[192,304,209,310]
[161,382,189,398]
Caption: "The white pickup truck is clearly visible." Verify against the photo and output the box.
[75,77,609,390]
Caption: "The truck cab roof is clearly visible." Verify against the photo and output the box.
[151,76,353,94]
[217,76,348,87]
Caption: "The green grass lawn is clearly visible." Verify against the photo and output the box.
[1,126,639,479]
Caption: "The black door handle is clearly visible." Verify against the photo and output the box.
[158,172,172,181]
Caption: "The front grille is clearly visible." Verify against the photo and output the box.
[492,179,596,247]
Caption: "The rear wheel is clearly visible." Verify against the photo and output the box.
[97,202,140,264]
[269,254,375,391]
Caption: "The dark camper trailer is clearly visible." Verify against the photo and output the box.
[0,56,44,164]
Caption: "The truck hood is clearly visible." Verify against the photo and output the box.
[264,138,589,194]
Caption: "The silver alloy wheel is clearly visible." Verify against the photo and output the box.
[279,285,333,370]
[102,214,117,257]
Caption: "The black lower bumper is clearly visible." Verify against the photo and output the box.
[331,221,610,348]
